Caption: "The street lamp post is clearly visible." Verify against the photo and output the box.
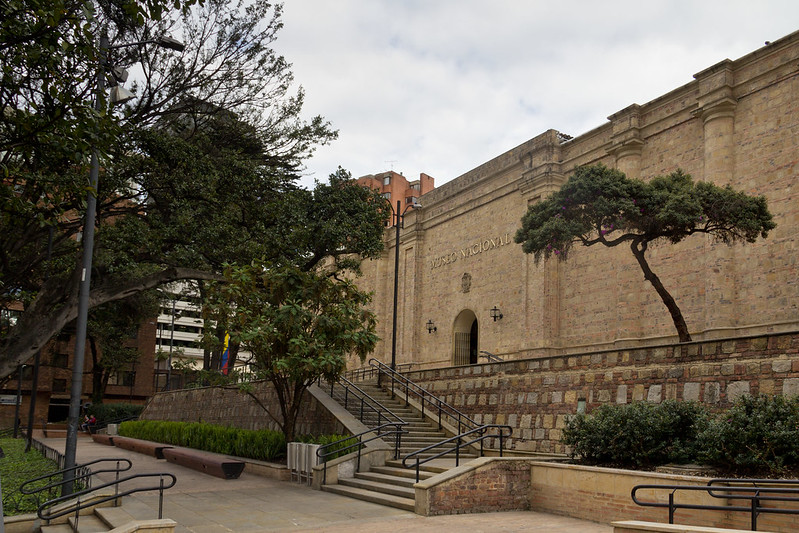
[166,298,175,390]
[390,200,420,371]
[62,31,184,497]
[13,364,25,438]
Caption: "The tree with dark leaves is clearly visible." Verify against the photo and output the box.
[515,165,775,342]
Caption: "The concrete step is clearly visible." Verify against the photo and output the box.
[399,437,458,445]
[370,465,435,480]
[354,470,417,488]
[403,428,446,435]
[40,524,73,533]
[95,506,137,529]
[69,513,108,532]
[338,477,415,499]
[403,452,478,461]
[321,484,415,512]
[399,446,468,454]
[403,430,447,436]
[386,459,453,474]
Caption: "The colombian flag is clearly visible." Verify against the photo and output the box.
[220,333,231,375]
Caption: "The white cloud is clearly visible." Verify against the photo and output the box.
[274,1,799,188]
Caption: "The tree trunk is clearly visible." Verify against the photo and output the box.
[630,240,692,342]
[198,281,212,371]
[89,337,104,404]
[0,266,223,379]
[209,325,226,371]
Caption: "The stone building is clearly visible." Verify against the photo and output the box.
[355,29,799,373]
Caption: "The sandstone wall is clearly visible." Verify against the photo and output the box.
[356,29,799,370]
[406,332,799,454]
[141,381,344,438]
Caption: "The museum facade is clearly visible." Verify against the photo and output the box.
[355,29,799,372]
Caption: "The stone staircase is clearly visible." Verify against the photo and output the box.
[39,496,173,532]
[321,379,477,511]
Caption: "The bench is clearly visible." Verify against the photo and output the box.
[161,448,245,479]
[91,433,115,446]
[113,436,173,459]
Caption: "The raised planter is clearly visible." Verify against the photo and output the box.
[530,461,798,532]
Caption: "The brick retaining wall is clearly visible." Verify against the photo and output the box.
[141,381,344,437]
[405,332,799,454]
[417,458,532,516]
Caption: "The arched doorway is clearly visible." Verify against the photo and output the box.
[453,309,478,365]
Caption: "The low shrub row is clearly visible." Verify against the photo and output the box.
[563,394,799,477]
[88,402,144,427]
[118,420,353,462]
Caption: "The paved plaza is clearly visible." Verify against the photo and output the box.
[34,436,612,533]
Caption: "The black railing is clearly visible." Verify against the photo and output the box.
[479,350,504,363]
[39,472,177,527]
[344,362,413,382]
[402,424,512,482]
[316,422,408,485]
[324,374,406,429]
[18,458,131,509]
[632,478,799,531]
[369,358,480,434]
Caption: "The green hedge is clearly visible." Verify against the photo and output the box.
[118,421,353,462]
[696,394,799,476]
[563,400,708,469]
[563,395,799,477]
[88,403,144,426]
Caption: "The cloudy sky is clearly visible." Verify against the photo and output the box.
[275,1,799,189]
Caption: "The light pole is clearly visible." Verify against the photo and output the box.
[62,31,185,497]
[13,364,26,438]
[390,199,421,370]
[166,298,175,390]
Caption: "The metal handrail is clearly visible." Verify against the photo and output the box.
[632,479,799,531]
[344,363,413,382]
[316,422,408,485]
[20,458,132,502]
[39,472,177,523]
[369,358,480,434]
[402,424,513,482]
[479,350,503,363]
[324,374,406,428]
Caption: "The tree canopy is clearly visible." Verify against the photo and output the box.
[87,290,159,403]
[0,0,389,378]
[514,164,775,342]
[203,261,379,441]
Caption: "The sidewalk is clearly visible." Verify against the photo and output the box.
[37,436,613,533]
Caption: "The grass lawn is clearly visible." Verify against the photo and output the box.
[1,437,60,516]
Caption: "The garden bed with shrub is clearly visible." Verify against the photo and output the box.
[563,394,799,478]
[118,420,353,463]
